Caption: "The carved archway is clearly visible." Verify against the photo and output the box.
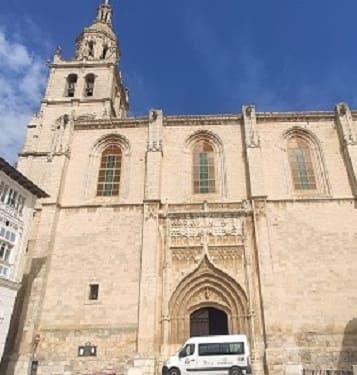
[168,256,248,345]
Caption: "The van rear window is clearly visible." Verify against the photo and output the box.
[198,342,245,356]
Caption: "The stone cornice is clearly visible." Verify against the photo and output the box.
[42,202,144,211]
[164,114,242,126]
[74,116,148,130]
[42,97,112,105]
[265,197,355,203]
[70,110,349,130]
[256,111,335,122]
[48,61,116,69]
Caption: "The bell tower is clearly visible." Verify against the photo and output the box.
[18,0,129,199]
[45,0,129,120]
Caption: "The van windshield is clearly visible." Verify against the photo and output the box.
[198,342,245,356]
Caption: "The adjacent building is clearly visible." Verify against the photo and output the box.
[0,158,47,362]
[1,1,357,375]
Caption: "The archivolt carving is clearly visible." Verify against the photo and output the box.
[185,130,224,152]
[168,255,248,344]
[91,133,130,156]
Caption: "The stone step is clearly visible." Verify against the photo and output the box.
[126,358,156,375]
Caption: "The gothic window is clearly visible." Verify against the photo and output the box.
[66,74,78,97]
[193,140,216,194]
[287,136,317,191]
[96,145,122,196]
[84,74,95,97]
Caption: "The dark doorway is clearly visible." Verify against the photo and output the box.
[190,307,228,337]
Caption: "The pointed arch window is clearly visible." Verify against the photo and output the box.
[66,74,78,97]
[288,136,317,190]
[193,140,216,194]
[84,74,95,97]
[96,145,122,196]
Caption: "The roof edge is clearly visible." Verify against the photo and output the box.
[0,157,49,199]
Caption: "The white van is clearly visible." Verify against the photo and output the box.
[162,335,251,375]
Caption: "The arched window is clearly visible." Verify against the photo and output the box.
[88,41,95,58]
[101,45,109,59]
[193,140,216,194]
[96,145,122,196]
[287,136,317,190]
[66,74,78,97]
[84,74,95,97]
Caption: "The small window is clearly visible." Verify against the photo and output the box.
[66,74,78,97]
[6,189,17,207]
[84,74,95,97]
[0,184,9,203]
[0,265,9,278]
[89,284,99,300]
[0,242,11,263]
[18,196,25,215]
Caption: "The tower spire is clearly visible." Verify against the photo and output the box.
[96,0,113,25]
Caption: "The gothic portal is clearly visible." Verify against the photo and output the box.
[2,1,357,375]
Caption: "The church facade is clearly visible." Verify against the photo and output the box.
[2,1,357,375]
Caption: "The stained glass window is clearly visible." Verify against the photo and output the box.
[288,137,317,190]
[97,145,122,196]
[193,141,216,194]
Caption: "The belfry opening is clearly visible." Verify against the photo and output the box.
[190,307,229,336]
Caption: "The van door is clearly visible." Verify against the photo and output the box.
[178,343,196,375]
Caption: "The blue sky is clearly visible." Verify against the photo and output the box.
[2,0,357,162]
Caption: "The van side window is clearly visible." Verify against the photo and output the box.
[198,342,245,356]
[179,344,195,358]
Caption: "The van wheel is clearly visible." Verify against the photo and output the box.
[229,366,242,375]
[168,367,181,375]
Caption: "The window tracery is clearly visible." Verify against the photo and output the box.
[193,140,216,194]
[288,136,317,190]
[284,130,329,195]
